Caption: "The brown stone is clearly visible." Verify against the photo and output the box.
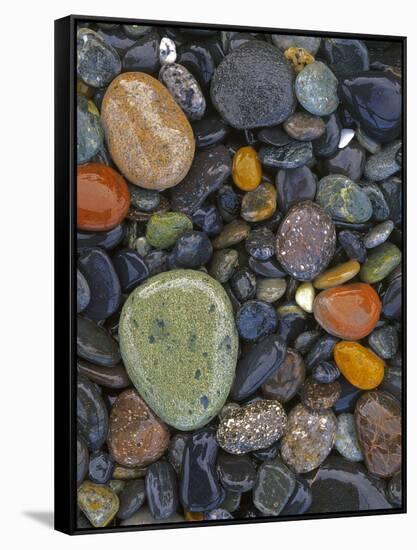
[212,219,251,249]
[107,389,170,468]
[283,112,325,141]
[101,72,195,190]
[300,377,341,410]
[355,391,401,478]
[261,348,305,403]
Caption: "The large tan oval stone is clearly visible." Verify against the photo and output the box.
[101,72,195,190]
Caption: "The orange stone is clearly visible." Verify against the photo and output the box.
[232,146,262,191]
[334,341,385,390]
[312,283,381,340]
[313,259,361,289]
[184,511,204,521]
[77,163,130,231]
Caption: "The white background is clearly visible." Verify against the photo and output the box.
[1,0,415,547]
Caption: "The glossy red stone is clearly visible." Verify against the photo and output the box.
[77,163,130,231]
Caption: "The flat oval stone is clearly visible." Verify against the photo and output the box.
[232,146,262,191]
[364,220,394,249]
[313,113,341,158]
[78,247,121,321]
[212,219,250,249]
[77,316,120,367]
[253,459,296,516]
[369,324,398,359]
[117,479,146,520]
[334,341,385,389]
[275,166,317,212]
[259,142,313,170]
[280,403,337,474]
[261,348,305,402]
[77,359,130,390]
[295,61,339,116]
[77,97,104,164]
[119,270,238,430]
[231,334,287,401]
[335,413,363,462]
[241,183,277,223]
[230,268,256,302]
[210,41,296,129]
[209,249,239,283]
[101,72,195,190]
[236,300,278,342]
[320,141,366,181]
[88,450,114,484]
[313,283,381,340]
[77,375,108,452]
[217,400,287,454]
[146,460,178,520]
[321,39,369,76]
[78,481,119,528]
[77,269,91,313]
[283,112,325,141]
[317,174,372,223]
[355,391,401,478]
[170,145,231,215]
[112,248,149,292]
[313,259,360,289]
[360,242,401,283]
[339,72,401,143]
[77,28,121,88]
[77,224,125,252]
[216,452,257,492]
[364,140,401,181]
[306,456,392,512]
[146,212,192,250]
[192,204,223,236]
[180,427,224,512]
[171,230,213,268]
[77,163,130,232]
[300,377,341,410]
[276,201,336,281]
[271,35,321,55]
[159,63,206,120]
[107,389,170,468]
[122,31,160,74]
[256,278,287,303]
[128,184,160,212]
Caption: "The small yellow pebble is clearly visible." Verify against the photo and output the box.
[295,282,315,313]
[284,47,315,73]
[232,146,262,191]
[313,260,361,289]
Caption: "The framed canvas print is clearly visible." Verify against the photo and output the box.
[54,14,406,535]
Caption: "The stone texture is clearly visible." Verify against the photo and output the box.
[295,61,339,116]
[335,413,364,462]
[101,72,195,189]
[232,145,262,191]
[159,63,206,120]
[253,459,296,516]
[317,174,373,223]
[78,481,119,527]
[300,377,341,410]
[355,391,401,478]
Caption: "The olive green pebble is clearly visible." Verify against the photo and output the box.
[77,481,119,527]
[256,278,287,303]
[316,174,373,223]
[209,249,239,283]
[360,242,401,283]
[119,270,238,431]
[145,212,193,249]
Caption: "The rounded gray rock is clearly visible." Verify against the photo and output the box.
[210,41,296,129]
[159,63,206,120]
[295,61,339,116]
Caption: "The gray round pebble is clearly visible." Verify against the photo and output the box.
[295,62,339,116]
[364,220,394,249]
[335,413,363,462]
[364,140,402,182]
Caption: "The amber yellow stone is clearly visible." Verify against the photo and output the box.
[313,260,361,289]
[284,47,315,73]
[184,511,204,521]
[232,146,262,191]
[334,341,385,390]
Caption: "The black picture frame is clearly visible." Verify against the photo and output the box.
[55,14,407,535]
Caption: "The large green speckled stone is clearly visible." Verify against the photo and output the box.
[317,174,373,223]
[119,269,238,430]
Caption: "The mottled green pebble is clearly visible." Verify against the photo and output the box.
[146,212,193,249]
[295,61,339,116]
[77,481,119,527]
[256,278,287,303]
[119,270,238,430]
[209,249,239,283]
[77,28,121,88]
[134,236,152,257]
[77,96,103,164]
[364,140,401,182]
[317,174,373,223]
[128,183,161,212]
[360,242,401,283]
